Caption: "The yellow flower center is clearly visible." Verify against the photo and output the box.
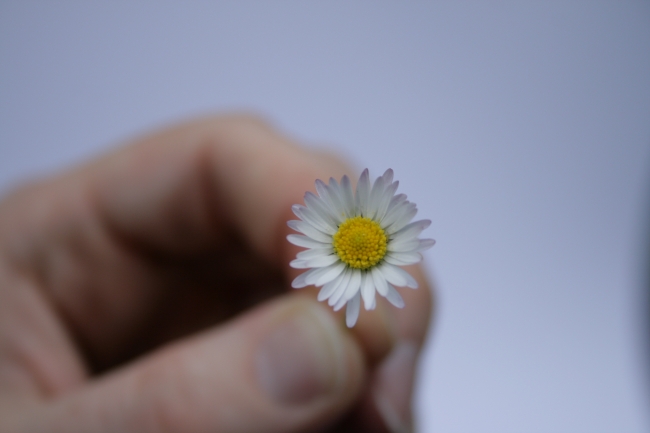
[332,216,387,269]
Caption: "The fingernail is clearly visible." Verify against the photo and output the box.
[255,303,346,405]
[373,340,418,433]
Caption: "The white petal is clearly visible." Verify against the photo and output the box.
[346,292,361,327]
[366,175,386,220]
[387,238,421,253]
[375,181,399,222]
[384,251,422,266]
[416,238,436,251]
[326,178,349,221]
[314,179,331,203]
[378,263,418,288]
[328,269,352,306]
[304,192,338,227]
[290,259,310,269]
[385,203,418,234]
[318,270,347,301]
[287,220,332,243]
[296,247,334,260]
[291,268,317,288]
[381,199,411,229]
[392,265,418,288]
[385,284,405,308]
[404,273,418,289]
[302,254,339,268]
[318,283,337,302]
[291,204,302,218]
[315,262,346,286]
[305,262,345,286]
[287,234,329,249]
[381,168,394,185]
[361,272,376,311]
[315,179,345,224]
[339,175,356,217]
[355,169,370,214]
[391,220,431,242]
[369,295,377,310]
[343,269,362,301]
[333,291,348,311]
[383,193,407,216]
[371,266,389,296]
[292,205,336,235]
[378,262,406,286]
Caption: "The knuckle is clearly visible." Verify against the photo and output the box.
[212,112,275,135]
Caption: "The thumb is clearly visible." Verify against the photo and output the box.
[20,296,366,433]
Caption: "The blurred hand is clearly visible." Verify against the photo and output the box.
[0,115,433,433]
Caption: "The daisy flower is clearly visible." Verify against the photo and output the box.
[287,168,435,327]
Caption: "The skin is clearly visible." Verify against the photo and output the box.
[0,115,433,432]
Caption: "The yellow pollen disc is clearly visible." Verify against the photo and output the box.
[332,216,387,270]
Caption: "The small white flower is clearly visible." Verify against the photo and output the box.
[287,168,435,327]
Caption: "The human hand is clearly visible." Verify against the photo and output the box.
[0,115,433,432]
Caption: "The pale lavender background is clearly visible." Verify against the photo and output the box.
[1,2,649,432]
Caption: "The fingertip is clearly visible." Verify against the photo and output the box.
[395,264,435,346]
[348,300,400,367]
[254,296,367,408]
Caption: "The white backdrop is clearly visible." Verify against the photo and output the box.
[1,2,649,432]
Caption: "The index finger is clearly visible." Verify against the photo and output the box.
[2,114,431,373]
[94,114,431,351]
[92,114,350,262]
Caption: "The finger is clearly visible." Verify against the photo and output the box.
[392,264,434,347]
[281,207,400,367]
[92,115,353,260]
[368,264,434,433]
[321,264,433,433]
[277,163,435,432]
[98,116,379,364]
[0,115,354,364]
[11,296,366,433]
[283,218,435,433]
